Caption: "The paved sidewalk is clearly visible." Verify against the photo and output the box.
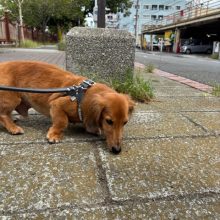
[0,49,220,219]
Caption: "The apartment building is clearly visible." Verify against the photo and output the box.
[119,0,187,37]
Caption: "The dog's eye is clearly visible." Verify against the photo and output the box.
[106,119,113,125]
[124,121,128,125]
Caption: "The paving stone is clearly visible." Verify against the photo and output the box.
[151,96,220,111]
[183,112,220,135]
[2,196,219,219]
[0,115,99,144]
[126,111,206,138]
[0,142,105,213]
[99,137,220,201]
[154,86,209,97]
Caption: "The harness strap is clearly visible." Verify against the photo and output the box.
[68,79,95,121]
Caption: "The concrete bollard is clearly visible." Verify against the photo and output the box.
[66,27,135,82]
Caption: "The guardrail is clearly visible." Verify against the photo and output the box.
[142,0,220,32]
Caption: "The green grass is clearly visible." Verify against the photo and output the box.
[212,84,220,97]
[210,53,219,60]
[20,40,40,48]
[144,63,155,73]
[57,40,66,51]
[81,69,154,103]
[111,70,154,103]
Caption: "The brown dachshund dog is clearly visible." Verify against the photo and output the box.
[0,61,134,153]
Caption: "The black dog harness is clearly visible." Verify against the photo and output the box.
[66,79,95,121]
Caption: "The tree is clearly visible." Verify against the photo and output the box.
[0,0,25,41]
[1,0,91,41]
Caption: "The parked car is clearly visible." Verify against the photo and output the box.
[147,41,165,51]
[180,39,213,54]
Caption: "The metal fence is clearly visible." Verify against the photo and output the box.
[142,0,220,32]
[0,15,33,44]
[0,12,50,44]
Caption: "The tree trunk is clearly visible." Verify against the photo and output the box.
[97,0,105,28]
[18,0,25,42]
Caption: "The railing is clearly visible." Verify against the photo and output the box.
[142,0,220,32]
[0,12,54,44]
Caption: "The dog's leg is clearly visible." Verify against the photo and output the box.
[47,104,68,143]
[0,114,24,134]
[0,93,24,134]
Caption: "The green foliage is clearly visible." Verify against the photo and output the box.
[111,70,154,103]
[145,64,155,73]
[77,69,154,103]
[19,39,40,48]
[210,53,219,60]
[57,40,66,51]
[212,84,220,97]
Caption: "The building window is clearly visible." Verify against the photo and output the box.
[143,15,150,19]
[158,15,163,20]
[151,15,157,20]
[143,5,150,9]
[107,15,113,20]
[176,6,181,10]
[159,5,164,10]
[152,5,158,10]
[134,4,140,9]
[165,6,172,10]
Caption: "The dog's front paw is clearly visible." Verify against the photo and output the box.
[46,130,62,144]
[9,126,24,135]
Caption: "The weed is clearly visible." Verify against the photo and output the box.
[57,40,66,51]
[145,63,155,73]
[210,53,219,60]
[212,84,220,97]
[78,69,154,103]
[111,70,154,102]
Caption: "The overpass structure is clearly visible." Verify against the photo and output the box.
[141,0,220,53]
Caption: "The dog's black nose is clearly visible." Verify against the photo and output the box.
[112,146,121,154]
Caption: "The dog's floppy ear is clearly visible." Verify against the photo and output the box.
[125,95,135,115]
[83,94,105,132]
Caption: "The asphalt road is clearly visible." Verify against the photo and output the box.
[135,50,220,86]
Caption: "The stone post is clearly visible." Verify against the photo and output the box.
[66,27,135,82]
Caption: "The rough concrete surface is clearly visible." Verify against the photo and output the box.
[66,27,135,82]
[0,50,220,219]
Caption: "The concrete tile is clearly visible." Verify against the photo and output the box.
[126,111,206,138]
[150,96,220,111]
[0,115,99,144]
[2,197,219,219]
[155,86,209,97]
[0,142,104,213]
[183,112,220,135]
[99,137,220,201]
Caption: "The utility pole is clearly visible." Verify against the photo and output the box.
[97,0,106,28]
[134,0,139,44]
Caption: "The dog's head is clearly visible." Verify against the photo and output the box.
[84,92,135,154]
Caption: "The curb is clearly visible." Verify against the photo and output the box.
[134,62,213,93]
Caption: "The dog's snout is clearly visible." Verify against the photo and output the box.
[112,146,121,154]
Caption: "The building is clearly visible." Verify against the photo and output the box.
[118,0,187,44]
